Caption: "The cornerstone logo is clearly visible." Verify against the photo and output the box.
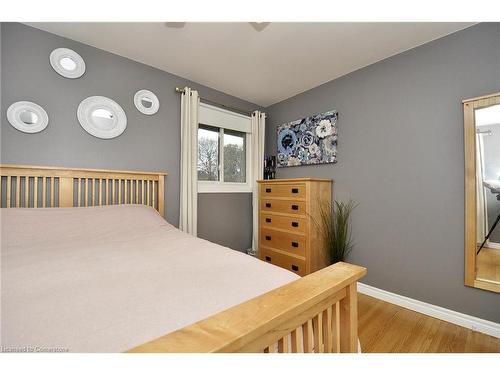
[0,346,69,353]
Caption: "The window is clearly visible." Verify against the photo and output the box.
[223,129,246,183]
[197,103,252,193]
[197,125,220,181]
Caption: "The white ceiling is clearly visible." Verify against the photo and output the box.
[26,22,474,107]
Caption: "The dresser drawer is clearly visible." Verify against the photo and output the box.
[260,213,307,234]
[260,247,306,276]
[261,183,306,199]
[260,228,306,257]
[260,199,306,216]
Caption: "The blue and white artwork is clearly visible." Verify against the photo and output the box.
[277,110,338,167]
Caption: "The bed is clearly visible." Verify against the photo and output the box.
[0,164,366,353]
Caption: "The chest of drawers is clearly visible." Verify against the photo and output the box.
[258,178,333,276]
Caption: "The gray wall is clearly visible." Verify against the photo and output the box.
[198,193,252,249]
[0,22,254,251]
[265,23,500,322]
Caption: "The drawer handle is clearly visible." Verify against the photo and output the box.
[291,241,299,248]
[292,265,299,271]
[266,203,272,208]
[265,256,272,262]
[291,221,299,227]
[291,204,299,210]
[265,218,272,223]
[265,235,272,241]
[291,188,299,194]
[266,188,272,193]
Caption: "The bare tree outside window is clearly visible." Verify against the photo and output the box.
[224,130,246,183]
[197,124,246,183]
[198,126,219,181]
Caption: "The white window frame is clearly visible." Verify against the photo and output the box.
[198,102,253,193]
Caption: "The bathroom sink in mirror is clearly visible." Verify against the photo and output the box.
[464,93,500,293]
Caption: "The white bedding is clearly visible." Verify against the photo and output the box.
[1,205,298,352]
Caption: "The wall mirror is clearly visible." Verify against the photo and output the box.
[77,96,127,139]
[6,101,49,133]
[464,92,500,293]
[134,89,160,115]
[50,48,86,79]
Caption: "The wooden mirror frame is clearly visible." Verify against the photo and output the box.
[463,92,500,293]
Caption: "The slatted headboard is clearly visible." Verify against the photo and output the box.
[0,164,167,217]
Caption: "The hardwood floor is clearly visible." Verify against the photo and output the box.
[358,293,500,353]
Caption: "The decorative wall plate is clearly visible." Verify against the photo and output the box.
[7,101,49,133]
[49,48,86,79]
[134,89,160,115]
[77,96,127,139]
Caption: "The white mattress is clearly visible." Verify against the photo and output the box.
[1,205,298,352]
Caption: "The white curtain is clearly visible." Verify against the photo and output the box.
[251,111,266,254]
[179,87,199,236]
[476,133,487,243]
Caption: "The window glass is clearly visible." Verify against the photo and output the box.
[223,129,246,183]
[197,125,219,181]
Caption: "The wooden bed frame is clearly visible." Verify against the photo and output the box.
[0,164,166,217]
[0,164,367,353]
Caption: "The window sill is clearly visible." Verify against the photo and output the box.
[198,182,252,193]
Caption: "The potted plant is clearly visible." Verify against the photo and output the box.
[316,199,357,264]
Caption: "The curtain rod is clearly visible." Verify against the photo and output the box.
[175,87,254,117]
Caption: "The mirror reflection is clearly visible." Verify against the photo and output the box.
[141,97,153,108]
[60,57,77,71]
[19,110,38,125]
[475,103,500,285]
[91,108,115,130]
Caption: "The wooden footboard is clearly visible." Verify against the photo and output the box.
[129,262,366,353]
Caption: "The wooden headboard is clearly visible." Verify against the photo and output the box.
[0,164,167,217]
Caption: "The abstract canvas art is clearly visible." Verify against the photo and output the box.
[277,110,338,167]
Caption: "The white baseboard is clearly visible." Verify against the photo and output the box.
[357,282,500,339]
